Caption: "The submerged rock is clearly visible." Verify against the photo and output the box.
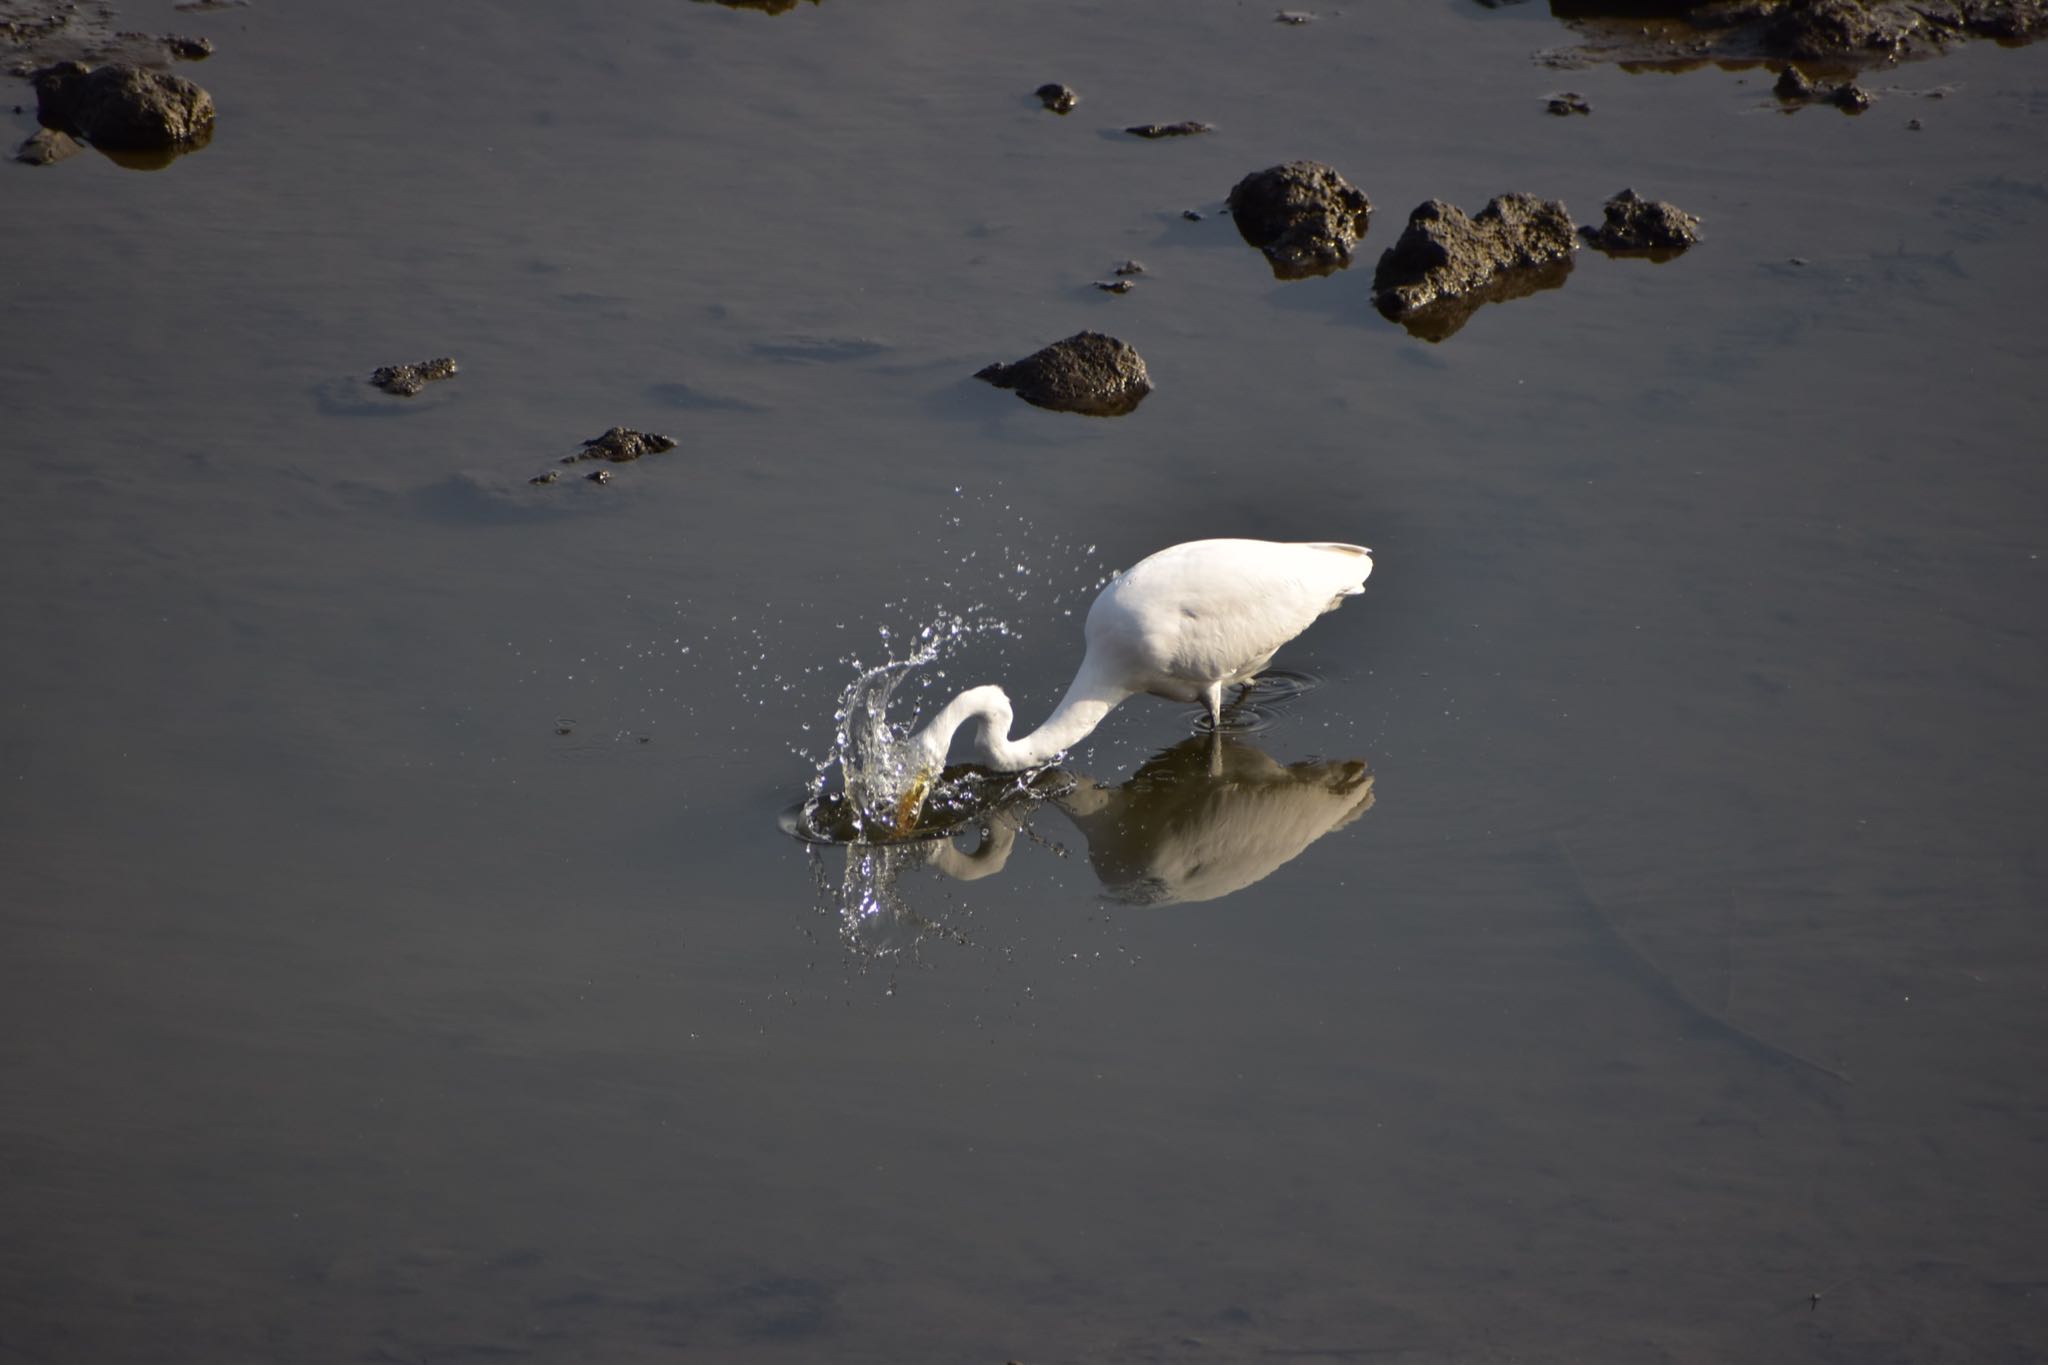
[975,331,1152,417]
[370,357,459,396]
[31,61,214,150]
[564,426,678,463]
[1582,188,1703,254]
[1034,82,1078,113]
[1126,120,1212,138]
[1547,92,1592,116]
[14,126,81,165]
[1226,160,1373,280]
[1373,193,1578,321]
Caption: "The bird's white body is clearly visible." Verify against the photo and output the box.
[904,539,1372,777]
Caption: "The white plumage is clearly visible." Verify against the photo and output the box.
[904,538,1372,777]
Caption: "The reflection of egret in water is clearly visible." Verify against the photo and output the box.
[787,732,1374,953]
[1053,735,1374,905]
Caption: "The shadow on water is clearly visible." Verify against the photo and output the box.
[788,731,1377,954]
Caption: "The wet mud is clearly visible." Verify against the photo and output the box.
[1506,0,2048,71]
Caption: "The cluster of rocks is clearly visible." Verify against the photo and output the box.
[976,151,1704,410]
[1522,0,2048,71]
[1773,64,1874,112]
[361,355,674,490]
[529,428,678,486]
[6,2,222,166]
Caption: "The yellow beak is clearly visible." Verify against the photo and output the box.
[889,769,933,835]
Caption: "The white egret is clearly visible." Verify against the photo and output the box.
[897,539,1372,808]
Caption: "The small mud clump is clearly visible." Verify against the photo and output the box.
[1126,120,1213,138]
[1227,161,1373,280]
[564,426,678,463]
[1373,193,1578,323]
[975,331,1153,417]
[1582,188,1703,255]
[1035,82,1078,113]
[32,61,214,150]
[370,357,459,396]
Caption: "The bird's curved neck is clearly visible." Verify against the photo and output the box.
[915,666,1130,772]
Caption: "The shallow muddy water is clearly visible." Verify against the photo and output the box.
[3,1,2046,1361]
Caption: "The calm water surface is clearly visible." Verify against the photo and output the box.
[3,1,2045,1360]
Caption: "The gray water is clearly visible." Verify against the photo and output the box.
[4,1,2046,1360]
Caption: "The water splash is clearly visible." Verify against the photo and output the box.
[794,610,1022,841]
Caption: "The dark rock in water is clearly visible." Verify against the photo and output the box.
[1774,64,1819,99]
[1093,279,1135,294]
[588,469,612,485]
[1182,209,1204,221]
[1035,82,1078,113]
[1114,259,1147,275]
[565,426,678,463]
[31,61,214,150]
[1227,161,1373,280]
[1582,188,1703,254]
[1547,92,1592,116]
[975,331,1153,417]
[14,126,81,165]
[1276,10,1316,24]
[530,470,561,486]
[1775,64,1874,113]
[1126,120,1213,138]
[370,357,459,396]
[1373,193,1577,320]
